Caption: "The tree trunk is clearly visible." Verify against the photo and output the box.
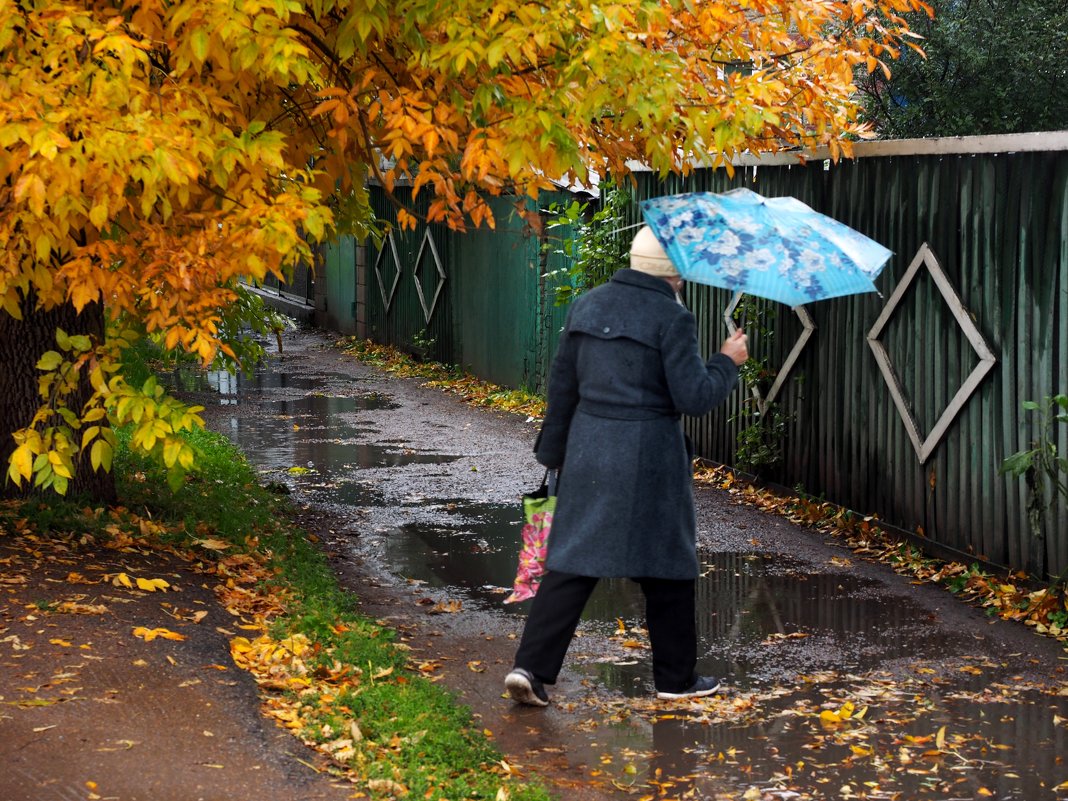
[0,296,117,503]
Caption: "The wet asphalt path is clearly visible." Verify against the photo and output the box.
[182,327,1068,801]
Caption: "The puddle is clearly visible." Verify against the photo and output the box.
[379,511,971,690]
[169,366,396,407]
[218,410,458,478]
[381,503,524,607]
[622,685,1068,801]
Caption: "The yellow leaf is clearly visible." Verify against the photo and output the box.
[1,288,22,320]
[935,725,946,749]
[132,627,185,642]
[36,233,52,261]
[112,572,133,588]
[9,444,33,483]
[90,439,113,472]
[89,204,108,228]
[135,577,171,592]
[48,450,73,479]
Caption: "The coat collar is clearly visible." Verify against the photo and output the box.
[610,268,676,299]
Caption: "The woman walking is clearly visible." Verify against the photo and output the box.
[505,225,748,705]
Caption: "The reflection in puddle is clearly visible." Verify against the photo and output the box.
[209,395,455,478]
[380,512,968,688]
[636,682,1068,801]
[171,366,366,398]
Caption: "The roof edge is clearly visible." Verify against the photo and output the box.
[627,130,1068,171]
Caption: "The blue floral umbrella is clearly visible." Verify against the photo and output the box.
[640,189,892,306]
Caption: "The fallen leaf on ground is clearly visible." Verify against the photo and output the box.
[97,740,137,752]
[132,626,186,642]
[55,601,108,615]
[428,599,462,614]
[135,577,171,592]
[367,779,407,796]
[820,701,856,727]
[65,572,99,584]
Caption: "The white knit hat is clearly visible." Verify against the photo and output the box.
[630,225,679,278]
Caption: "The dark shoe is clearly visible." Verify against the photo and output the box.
[505,668,550,707]
[656,676,723,700]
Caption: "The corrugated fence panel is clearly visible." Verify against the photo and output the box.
[536,198,582,395]
[631,150,1067,577]
[366,187,454,363]
[447,196,541,389]
[320,237,357,333]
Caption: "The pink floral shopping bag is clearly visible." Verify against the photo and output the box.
[503,470,557,604]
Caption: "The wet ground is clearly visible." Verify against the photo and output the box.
[183,328,1068,801]
[0,510,354,801]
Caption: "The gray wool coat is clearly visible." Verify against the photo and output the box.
[534,268,739,580]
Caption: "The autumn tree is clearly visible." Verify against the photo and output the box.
[1,0,927,499]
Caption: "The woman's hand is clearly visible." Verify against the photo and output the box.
[720,329,749,366]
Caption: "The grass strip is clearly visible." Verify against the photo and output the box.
[7,426,549,801]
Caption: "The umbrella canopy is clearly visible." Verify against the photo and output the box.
[640,189,893,306]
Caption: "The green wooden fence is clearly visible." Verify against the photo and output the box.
[347,189,575,392]
[625,135,1068,578]
[323,133,1067,578]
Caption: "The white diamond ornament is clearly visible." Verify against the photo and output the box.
[866,243,997,464]
[374,231,402,312]
[413,229,447,323]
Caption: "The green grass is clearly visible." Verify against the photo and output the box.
[109,426,550,801]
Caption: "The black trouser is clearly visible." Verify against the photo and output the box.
[513,570,698,693]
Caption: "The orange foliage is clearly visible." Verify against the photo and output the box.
[1,0,928,490]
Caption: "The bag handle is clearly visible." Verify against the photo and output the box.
[543,467,558,496]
